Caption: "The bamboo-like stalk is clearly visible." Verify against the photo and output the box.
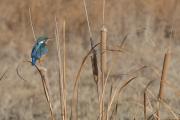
[156,49,171,120]
[102,0,106,26]
[101,0,107,71]
[100,0,107,119]
[100,27,107,75]
[100,26,107,120]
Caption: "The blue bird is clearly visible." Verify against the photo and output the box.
[31,36,49,65]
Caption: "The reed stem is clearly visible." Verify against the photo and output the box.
[156,49,171,120]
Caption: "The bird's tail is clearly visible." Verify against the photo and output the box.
[31,57,37,66]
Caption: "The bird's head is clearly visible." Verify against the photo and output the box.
[37,36,49,44]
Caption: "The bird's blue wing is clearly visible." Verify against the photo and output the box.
[37,46,48,57]
[31,41,48,65]
[31,42,47,57]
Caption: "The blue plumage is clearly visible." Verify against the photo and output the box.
[31,36,48,65]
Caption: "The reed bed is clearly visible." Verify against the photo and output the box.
[4,0,180,120]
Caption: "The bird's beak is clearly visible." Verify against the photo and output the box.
[46,37,54,43]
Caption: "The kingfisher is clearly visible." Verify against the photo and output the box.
[31,36,49,66]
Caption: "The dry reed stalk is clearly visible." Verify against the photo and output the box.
[71,43,100,120]
[107,77,136,119]
[55,18,66,120]
[83,0,99,84]
[82,0,100,105]
[109,103,118,120]
[83,0,100,106]
[62,20,67,120]
[100,1,107,119]
[156,49,171,120]
[102,0,106,26]
[83,0,92,38]
[28,8,36,41]
[144,90,147,120]
[144,81,153,120]
[16,63,55,119]
[100,26,107,120]
[34,65,56,120]
[99,69,111,120]
[100,27,107,75]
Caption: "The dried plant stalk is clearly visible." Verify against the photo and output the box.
[71,43,100,120]
[100,26,108,120]
[55,18,66,120]
[28,8,36,41]
[107,77,137,119]
[99,69,111,120]
[62,20,67,120]
[144,89,147,120]
[35,66,56,120]
[144,81,153,120]
[83,0,99,84]
[100,26,107,75]
[157,49,171,120]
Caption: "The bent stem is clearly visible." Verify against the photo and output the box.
[34,65,56,120]
[71,43,100,120]
[16,61,55,120]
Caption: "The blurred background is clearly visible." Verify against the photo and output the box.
[0,0,180,119]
